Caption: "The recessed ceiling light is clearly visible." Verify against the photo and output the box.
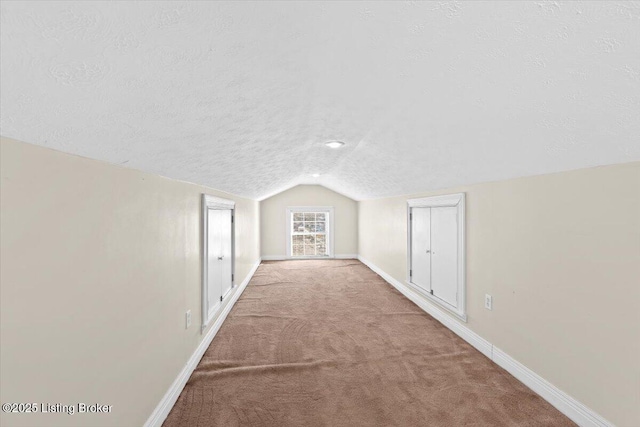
[311,173,321,178]
[325,140,345,149]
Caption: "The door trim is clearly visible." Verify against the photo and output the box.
[202,194,235,332]
[407,193,466,321]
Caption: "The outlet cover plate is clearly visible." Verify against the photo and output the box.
[485,294,492,310]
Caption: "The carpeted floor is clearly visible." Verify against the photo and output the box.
[164,259,574,427]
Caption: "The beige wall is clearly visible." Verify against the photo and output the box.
[358,162,640,426]
[260,185,358,258]
[3,135,638,426]
[0,137,260,427]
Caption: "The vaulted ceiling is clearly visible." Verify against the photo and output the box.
[1,1,639,200]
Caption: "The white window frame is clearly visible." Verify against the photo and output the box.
[407,193,466,322]
[286,206,335,259]
[202,194,235,332]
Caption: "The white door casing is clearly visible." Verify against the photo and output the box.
[202,194,235,332]
[407,193,466,321]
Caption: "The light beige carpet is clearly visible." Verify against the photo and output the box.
[164,259,574,426]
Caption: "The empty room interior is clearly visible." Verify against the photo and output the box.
[1,1,639,427]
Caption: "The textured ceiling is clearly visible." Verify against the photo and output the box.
[1,1,639,200]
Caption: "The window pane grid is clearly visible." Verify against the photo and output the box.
[290,211,329,257]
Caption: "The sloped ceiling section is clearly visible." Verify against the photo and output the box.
[1,1,639,200]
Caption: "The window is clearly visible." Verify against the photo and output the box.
[286,207,334,258]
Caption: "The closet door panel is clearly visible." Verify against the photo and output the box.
[410,207,431,292]
[431,206,458,307]
[219,209,233,299]
[207,209,224,315]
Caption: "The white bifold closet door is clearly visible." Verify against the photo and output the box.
[411,206,458,308]
[218,209,233,299]
[430,206,458,307]
[411,207,431,293]
[207,209,233,318]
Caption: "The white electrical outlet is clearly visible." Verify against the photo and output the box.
[484,294,492,310]
[186,310,191,329]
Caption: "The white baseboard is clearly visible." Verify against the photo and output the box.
[357,256,492,358]
[492,347,613,427]
[357,256,613,427]
[143,258,262,427]
[334,254,358,259]
[261,254,358,261]
[261,255,286,261]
